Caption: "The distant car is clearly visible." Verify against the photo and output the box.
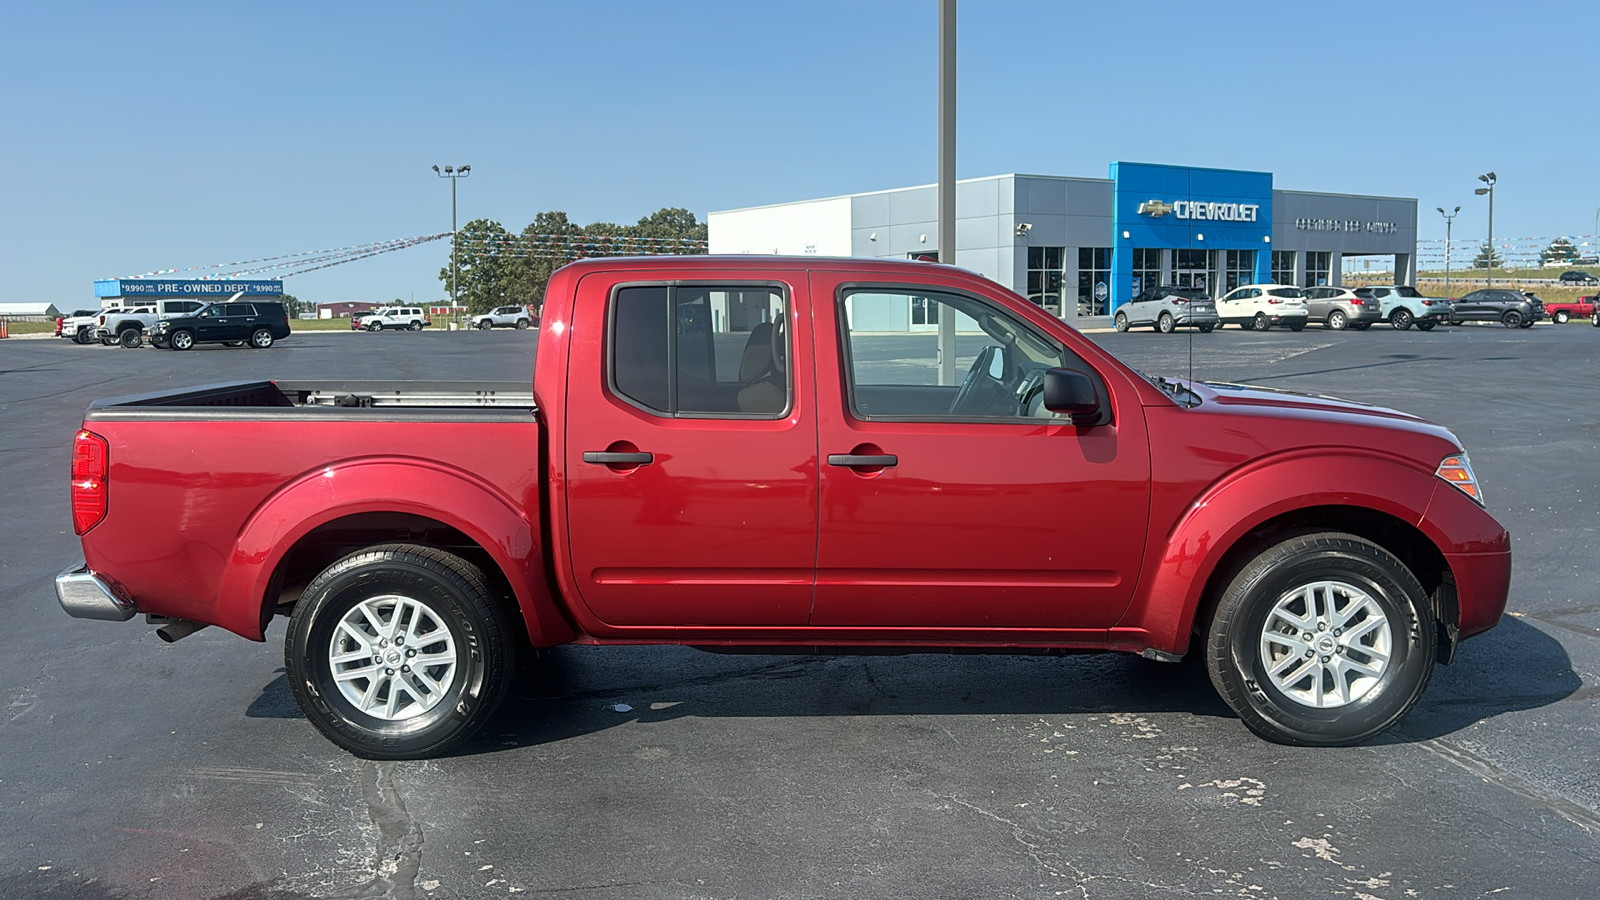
[1216,284,1309,331]
[1299,286,1381,331]
[1448,289,1542,328]
[353,306,429,331]
[1356,286,1450,331]
[97,299,205,348]
[472,305,534,330]
[153,301,291,350]
[1541,294,1596,324]
[1557,271,1598,286]
[1114,285,1217,333]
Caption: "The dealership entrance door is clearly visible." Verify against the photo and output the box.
[1172,249,1210,292]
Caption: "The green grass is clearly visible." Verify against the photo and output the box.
[290,317,363,331]
[2,320,58,335]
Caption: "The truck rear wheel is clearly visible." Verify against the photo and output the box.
[119,328,143,348]
[1554,310,1570,324]
[285,543,516,760]
[1204,531,1435,746]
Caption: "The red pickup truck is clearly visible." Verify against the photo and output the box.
[57,256,1511,759]
[1542,294,1597,324]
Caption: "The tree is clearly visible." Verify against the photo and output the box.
[440,218,516,314]
[279,293,305,317]
[1472,242,1504,269]
[1540,237,1579,264]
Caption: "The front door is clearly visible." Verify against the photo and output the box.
[809,276,1151,630]
[563,275,818,627]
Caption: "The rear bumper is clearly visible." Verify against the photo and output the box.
[55,562,138,621]
[1175,310,1219,326]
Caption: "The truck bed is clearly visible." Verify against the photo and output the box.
[85,380,536,421]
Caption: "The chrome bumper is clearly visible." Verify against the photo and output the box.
[55,563,138,621]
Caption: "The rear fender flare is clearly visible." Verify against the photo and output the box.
[218,459,567,644]
[1116,451,1438,656]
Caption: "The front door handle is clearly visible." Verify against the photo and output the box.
[583,451,653,465]
[827,454,898,468]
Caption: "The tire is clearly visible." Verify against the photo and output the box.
[1501,311,1522,328]
[1390,308,1414,331]
[169,330,194,350]
[100,335,117,346]
[1593,310,1599,327]
[1158,312,1175,334]
[1327,310,1347,331]
[478,320,493,330]
[410,321,423,331]
[1253,312,1270,332]
[249,327,275,348]
[74,328,94,345]
[1554,311,1570,324]
[1198,324,1214,333]
[515,319,530,330]
[1351,322,1371,331]
[1416,321,1436,332]
[1519,320,1534,329]
[1287,320,1305,332]
[1204,532,1435,746]
[118,328,142,348]
[368,321,383,332]
[284,543,516,760]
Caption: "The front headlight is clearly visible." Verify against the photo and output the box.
[155,321,169,332]
[1436,452,1484,507]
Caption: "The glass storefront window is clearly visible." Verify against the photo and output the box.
[1305,252,1331,287]
[1026,246,1065,315]
[1171,248,1209,293]
[1077,247,1111,316]
[1130,248,1161,296]
[1271,251,1296,286]
[1224,250,1256,292]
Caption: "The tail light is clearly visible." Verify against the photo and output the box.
[55,317,64,334]
[1266,298,1281,305]
[1170,298,1188,305]
[72,430,109,534]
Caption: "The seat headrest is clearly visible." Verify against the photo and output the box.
[739,323,774,381]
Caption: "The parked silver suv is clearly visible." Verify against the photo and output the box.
[472,305,533,330]
[1114,286,1218,333]
[1298,286,1381,331]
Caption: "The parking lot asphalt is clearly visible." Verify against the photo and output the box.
[2,323,1597,899]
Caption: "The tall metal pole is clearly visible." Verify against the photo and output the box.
[1486,183,1494,288]
[1437,206,1458,301]
[936,0,957,386]
[434,164,471,329]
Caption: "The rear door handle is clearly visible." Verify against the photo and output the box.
[827,454,898,468]
[583,451,654,465]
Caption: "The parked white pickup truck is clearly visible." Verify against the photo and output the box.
[58,309,109,343]
[98,300,206,347]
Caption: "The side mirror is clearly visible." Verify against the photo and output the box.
[1043,368,1103,422]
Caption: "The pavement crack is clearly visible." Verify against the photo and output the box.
[1410,736,1600,834]
[325,759,424,900]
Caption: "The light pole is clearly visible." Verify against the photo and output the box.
[433,164,471,328]
[1437,205,1460,300]
[1474,172,1495,287]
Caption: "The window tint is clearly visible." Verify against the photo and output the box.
[838,287,1081,421]
[1269,288,1302,299]
[222,304,255,316]
[1394,286,1422,298]
[610,284,788,417]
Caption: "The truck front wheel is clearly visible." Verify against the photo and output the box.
[285,543,516,760]
[1204,532,1435,746]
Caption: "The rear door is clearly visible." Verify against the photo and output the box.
[808,273,1151,629]
[563,271,818,626]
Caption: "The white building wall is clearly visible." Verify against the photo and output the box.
[708,197,853,256]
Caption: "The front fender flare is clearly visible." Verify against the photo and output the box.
[1112,450,1438,657]
[216,458,567,644]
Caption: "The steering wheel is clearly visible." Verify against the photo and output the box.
[770,311,786,374]
[947,347,994,415]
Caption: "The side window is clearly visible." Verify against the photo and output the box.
[224,303,255,316]
[610,284,789,417]
[838,287,1085,421]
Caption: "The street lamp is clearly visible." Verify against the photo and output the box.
[433,164,472,328]
[1474,172,1495,287]
[1437,206,1460,300]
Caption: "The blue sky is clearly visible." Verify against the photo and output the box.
[2,0,1596,306]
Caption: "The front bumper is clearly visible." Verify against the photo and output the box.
[55,562,138,621]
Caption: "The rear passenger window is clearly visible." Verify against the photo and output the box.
[610,284,789,418]
[224,304,255,316]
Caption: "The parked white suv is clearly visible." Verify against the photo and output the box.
[472,305,533,330]
[1217,284,1310,331]
[354,307,429,331]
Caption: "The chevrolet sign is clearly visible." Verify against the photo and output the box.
[1139,200,1260,222]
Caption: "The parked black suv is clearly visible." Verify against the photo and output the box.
[153,301,291,350]
[1557,270,1598,286]
[1448,289,1543,328]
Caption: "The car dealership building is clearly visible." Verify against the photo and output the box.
[708,162,1417,322]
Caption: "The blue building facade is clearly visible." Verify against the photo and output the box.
[1110,162,1273,305]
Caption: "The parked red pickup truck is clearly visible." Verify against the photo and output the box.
[57,256,1511,759]
[1542,294,1597,324]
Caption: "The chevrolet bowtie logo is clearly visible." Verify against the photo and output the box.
[1138,200,1174,217]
